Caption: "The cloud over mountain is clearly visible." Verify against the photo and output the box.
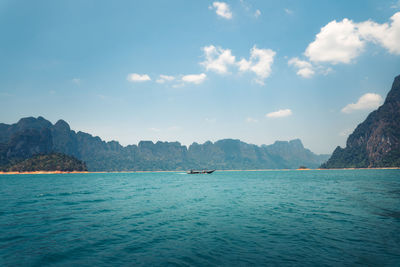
[341,93,383,113]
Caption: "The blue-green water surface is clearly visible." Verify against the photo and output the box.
[1,170,400,266]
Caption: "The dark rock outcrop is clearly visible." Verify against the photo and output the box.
[322,75,400,168]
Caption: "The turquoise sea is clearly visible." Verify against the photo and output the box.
[1,170,400,266]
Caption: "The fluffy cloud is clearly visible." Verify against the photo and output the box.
[127,73,151,82]
[156,75,175,84]
[304,12,400,65]
[211,2,232,19]
[238,46,276,85]
[133,44,277,85]
[254,9,261,18]
[305,19,364,64]
[358,12,400,55]
[181,73,207,84]
[289,12,400,78]
[201,45,235,74]
[199,44,276,85]
[266,109,292,118]
[288,57,315,78]
[341,93,383,113]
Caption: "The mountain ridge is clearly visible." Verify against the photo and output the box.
[0,117,330,171]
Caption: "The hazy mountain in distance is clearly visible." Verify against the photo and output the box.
[0,117,329,171]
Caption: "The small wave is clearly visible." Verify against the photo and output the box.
[62,201,79,206]
[0,235,25,242]
[80,199,107,204]
[16,200,38,205]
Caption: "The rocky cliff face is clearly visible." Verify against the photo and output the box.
[322,75,400,168]
[0,127,53,167]
[0,117,329,171]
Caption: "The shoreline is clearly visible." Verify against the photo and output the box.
[1,167,399,175]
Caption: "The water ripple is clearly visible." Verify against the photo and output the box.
[0,170,399,266]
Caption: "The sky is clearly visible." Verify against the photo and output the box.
[0,0,400,154]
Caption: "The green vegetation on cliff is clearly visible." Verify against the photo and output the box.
[3,153,87,172]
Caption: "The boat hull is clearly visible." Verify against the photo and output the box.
[187,170,215,174]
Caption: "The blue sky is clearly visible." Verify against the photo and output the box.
[1,0,400,154]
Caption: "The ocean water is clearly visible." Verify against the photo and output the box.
[0,170,400,266]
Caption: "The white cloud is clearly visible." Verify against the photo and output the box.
[156,74,175,84]
[201,45,236,74]
[212,2,232,19]
[341,93,383,113]
[302,12,400,67]
[246,117,258,123]
[131,44,277,86]
[284,8,293,14]
[181,73,206,84]
[127,73,151,82]
[296,68,315,78]
[237,46,276,85]
[305,19,364,64]
[357,12,400,55]
[254,9,261,18]
[266,109,292,118]
[288,57,315,78]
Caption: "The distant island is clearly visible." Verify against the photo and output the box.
[1,153,87,173]
[0,117,329,172]
[322,74,400,168]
